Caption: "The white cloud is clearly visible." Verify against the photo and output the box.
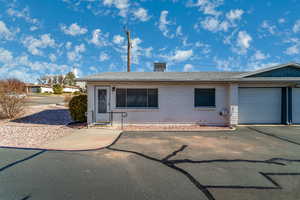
[7,7,39,25]
[285,45,299,55]
[213,57,236,71]
[247,61,280,71]
[283,37,300,55]
[67,43,85,62]
[226,9,244,21]
[200,9,243,33]
[131,37,143,64]
[99,52,109,61]
[236,31,252,53]
[261,20,276,35]
[0,48,13,64]
[0,21,13,40]
[103,0,129,17]
[158,10,174,38]
[113,35,125,44]
[117,37,153,64]
[89,66,98,72]
[176,26,183,36]
[89,29,108,46]
[49,54,57,62]
[65,41,72,49]
[187,0,223,16]
[61,23,88,36]
[133,8,150,22]
[278,18,286,24]
[22,34,56,56]
[293,20,300,33]
[30,26,38,31]
[183,64,194,72]
[169,49,193,62]
[201,17,229,32]
[252,50,268,60]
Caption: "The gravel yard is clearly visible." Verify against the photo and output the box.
[0,105,73,148]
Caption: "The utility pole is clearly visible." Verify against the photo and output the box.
[125,28,131,72]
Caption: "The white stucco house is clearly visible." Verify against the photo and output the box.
[63,85,80,93]
[77,63,300,127]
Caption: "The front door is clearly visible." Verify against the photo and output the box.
[95,87,110,122]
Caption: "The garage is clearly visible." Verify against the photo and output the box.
[238,88,282,124]
[292,88,300,124]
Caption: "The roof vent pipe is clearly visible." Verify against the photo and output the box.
[154,63,166,72]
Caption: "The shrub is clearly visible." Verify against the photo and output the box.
[0,79,26,119]
[73,91,81,95]
[53,84,63,94]
[69,94,87,122]
[63,94,73,106]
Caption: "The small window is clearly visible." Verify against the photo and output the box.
[194,88,215,107]
[116,88,158,108]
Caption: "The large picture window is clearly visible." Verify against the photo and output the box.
[116,88,158,108]
[194,88,216,107]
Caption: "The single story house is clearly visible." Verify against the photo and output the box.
[63,85,80,93]
[77,62,300,127]
[25,84,53,93]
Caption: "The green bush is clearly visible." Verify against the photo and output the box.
[73,91,81,95]
[36,87,41,93]
[53,84,63,94]
[69,94,87,122]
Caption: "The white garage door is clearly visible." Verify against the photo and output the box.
[292,88,300,124]
[239,88,282,124]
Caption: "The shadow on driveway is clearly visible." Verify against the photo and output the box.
[12,109,71,125]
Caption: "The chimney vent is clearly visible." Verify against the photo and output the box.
[154,63,166,72]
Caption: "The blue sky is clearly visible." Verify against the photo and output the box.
[0,0,300,82]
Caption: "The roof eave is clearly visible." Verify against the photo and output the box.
[235,62,300,78]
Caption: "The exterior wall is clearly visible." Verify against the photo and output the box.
[87,84,95,125]
[228,84,239,126]
[63,87,80,93]
[87,81,299,126]
[88,82,230,126]
[41,87,53,93]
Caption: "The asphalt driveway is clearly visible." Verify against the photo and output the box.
[25,94,65,106]
[1,126,300,200]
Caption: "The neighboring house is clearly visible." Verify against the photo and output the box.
[77,62,300,127]
[25,84,53,93]
[75,81,86,92]
[63,85,80,93]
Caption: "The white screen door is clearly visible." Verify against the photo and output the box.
[95,87,110,122]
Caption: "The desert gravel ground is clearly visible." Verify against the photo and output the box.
[0,105,73,148]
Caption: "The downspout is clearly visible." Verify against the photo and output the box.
[281,87,288,125]
[288,87,293,125]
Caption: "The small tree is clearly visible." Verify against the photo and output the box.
[64,72,76,86]
[53,84,63,94]
[0,79,26,119]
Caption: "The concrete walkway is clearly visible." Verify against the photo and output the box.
[42,128,122,150]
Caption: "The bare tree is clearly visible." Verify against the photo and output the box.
[0,79,26,119]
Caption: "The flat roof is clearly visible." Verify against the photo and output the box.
[76,72,244,82]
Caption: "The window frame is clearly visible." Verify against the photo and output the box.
[115,88,159,109]
[194,88,216,108]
